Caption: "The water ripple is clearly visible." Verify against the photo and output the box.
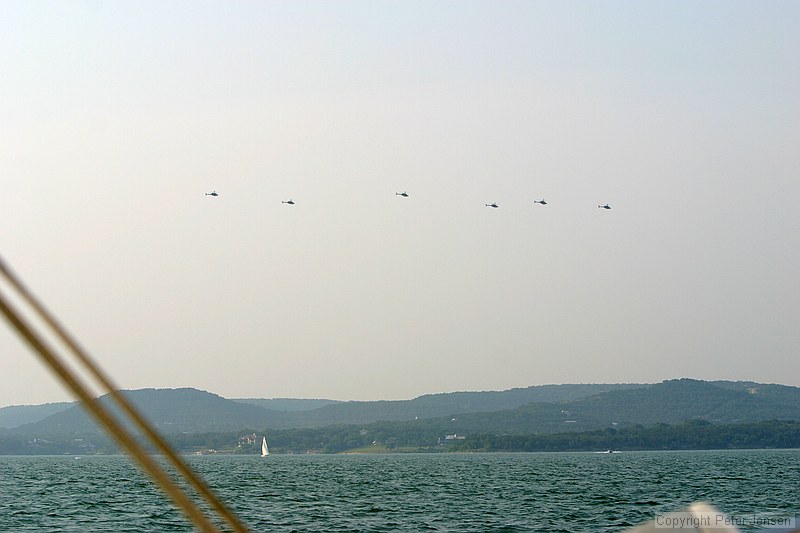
[0,450,797,532]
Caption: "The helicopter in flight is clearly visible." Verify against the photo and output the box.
[396,191,409,197]
[485,203,499,208]
[598,204,611,210]
[282,199,295,205]
[205,191,219,197]
[534,199,547,205]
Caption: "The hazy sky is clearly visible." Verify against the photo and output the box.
[2,1,798,407]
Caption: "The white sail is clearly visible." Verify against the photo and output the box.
[261,436,269,457]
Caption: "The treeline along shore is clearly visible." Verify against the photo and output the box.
[446,420,800,453]
[190,419,800,455]
[2,419,799,455]
[2,379,800,455]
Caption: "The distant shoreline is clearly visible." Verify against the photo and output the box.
[2,447,800,458]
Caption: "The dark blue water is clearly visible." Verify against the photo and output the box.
[1,450,797,532]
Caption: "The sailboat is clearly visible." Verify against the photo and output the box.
[260,436,269,457]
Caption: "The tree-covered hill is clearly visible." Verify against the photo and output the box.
[9,388,292,437]
[449,419,800,452]
[6,383,646,436]
[4,380,799,451]
[275,383,646,427]
[0,402,75,429]
[562,379,800,426]
[231,398,341,412]
[409,379,800,436]
[287,379,800,440]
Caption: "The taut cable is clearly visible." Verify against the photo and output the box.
[0,257,249,533]
[0,256,250,532]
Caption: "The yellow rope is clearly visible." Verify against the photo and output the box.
[0,257,251,533]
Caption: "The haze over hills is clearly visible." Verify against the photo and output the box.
[232,398,341,412]
[406,379,800,436]
[234,383,646,427]
[2,380,798,442]
[0,402,75,430]
[1,383,641,430]
[7,389,282,435]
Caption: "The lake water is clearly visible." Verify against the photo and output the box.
[1,450,797,532]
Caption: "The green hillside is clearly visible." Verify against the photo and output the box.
[265,379,800,449]
[450,420,800,452]
[232,398,341,412]
[3,380,799,455]
[0,402,75,429]
[12,388,290,437]
[414,379,800,436]
[265,383,646,427]
[8,383,643,437]
[563,379,800,426]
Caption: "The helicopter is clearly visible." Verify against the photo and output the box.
[282,199,295,205]
[205,191,219,197]
[598,204,611,210]
[485,203,499,208]
[534,199,547,205]
[396,191,409,197]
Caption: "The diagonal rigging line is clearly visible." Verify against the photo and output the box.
[0,257,248,532]
[0,256,250,533]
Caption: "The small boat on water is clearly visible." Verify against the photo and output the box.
[261,436,269,457]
